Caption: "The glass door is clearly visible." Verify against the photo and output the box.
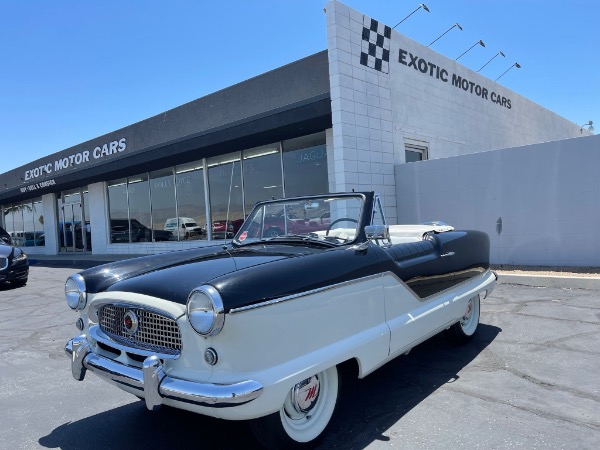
[58,187,90,253]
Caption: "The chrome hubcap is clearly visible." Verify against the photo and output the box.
[290,375,320,414]
[461,299,473,325]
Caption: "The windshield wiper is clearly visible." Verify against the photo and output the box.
[262,233,336,247]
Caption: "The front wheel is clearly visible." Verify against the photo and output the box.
[250,366,340,449]
[446,294,480,343]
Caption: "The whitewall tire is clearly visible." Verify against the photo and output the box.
[446,294,480,343]
[251,366,340,449]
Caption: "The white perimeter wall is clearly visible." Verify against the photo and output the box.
[395,135,600,267]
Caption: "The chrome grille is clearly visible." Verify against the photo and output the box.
[98,304,182,355]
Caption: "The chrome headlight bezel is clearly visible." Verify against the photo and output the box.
[186,285,225,337]
[65,274,87,310]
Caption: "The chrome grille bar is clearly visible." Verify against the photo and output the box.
[99,304,182,355]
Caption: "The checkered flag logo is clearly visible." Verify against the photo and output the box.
[360,17,391,73]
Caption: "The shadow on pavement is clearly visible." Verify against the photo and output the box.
[39,324,501,450]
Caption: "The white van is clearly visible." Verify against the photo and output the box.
[164,217,203,239]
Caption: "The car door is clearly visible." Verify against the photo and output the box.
[379,239,459,356]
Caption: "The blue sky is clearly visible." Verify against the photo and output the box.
[1,0,597,175]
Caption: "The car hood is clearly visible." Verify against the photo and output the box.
[0,244,15,258]
[80,244,319,304]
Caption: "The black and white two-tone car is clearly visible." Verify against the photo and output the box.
[65,192,496,449]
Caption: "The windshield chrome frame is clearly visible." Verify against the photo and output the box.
[232,193,368,247]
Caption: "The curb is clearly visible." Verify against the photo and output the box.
[29,259,110,269]
[497,273,600,291]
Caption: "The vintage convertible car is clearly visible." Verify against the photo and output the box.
[0,241,29,286]
[65,192,496,448]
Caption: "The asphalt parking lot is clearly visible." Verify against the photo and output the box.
[0,266,598,449]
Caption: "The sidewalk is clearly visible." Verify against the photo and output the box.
[28,253,145,269]
[493,265,600,291]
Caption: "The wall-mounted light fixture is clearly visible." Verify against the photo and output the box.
[428,23,462,47]
[580,121,594,134]
[393,3,430,29]
[495,62,521,81]
[477,50,505,72]
[455,39,485,61]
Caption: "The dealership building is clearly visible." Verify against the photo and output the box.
[0,1,592,259]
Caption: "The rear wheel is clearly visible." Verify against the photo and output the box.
[446,294,480,343]
[251,366,340,449]
[446,294,480,344]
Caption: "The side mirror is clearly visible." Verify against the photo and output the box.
[365,225,390,241]
[354,225,390,252]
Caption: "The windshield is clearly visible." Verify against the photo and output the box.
[233,194,364,246]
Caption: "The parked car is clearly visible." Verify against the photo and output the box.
[0,240,29,286]
[209,218,244,239]
[164,217,204,240]
[65,192,496,448]
[110,219,174,243]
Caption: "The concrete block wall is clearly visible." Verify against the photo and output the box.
[326,0,398,223]
[395,135,600,267]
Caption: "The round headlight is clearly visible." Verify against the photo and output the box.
[186,285,224,337]
[65,274,87,310]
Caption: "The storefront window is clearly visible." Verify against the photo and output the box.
[282,131,328,197]
[208,152,244,239]
[176,161,207,241]
[104,130,327,245]
[4,204,18,245]
[242,144,283,215]
[108,178,129,243]
[150,168,176,242]
[32,198,45,247]
[128,174,152,242]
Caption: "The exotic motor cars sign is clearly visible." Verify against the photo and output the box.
[23,137,127,182]
[398,48,513,109]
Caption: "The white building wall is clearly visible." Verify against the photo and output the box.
[395,135,600,267]
[87,182,109,254]
[326,0,588,226]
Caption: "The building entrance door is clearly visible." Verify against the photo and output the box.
[58,188,90,253]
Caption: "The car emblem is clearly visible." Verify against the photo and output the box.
[123,310,139,335]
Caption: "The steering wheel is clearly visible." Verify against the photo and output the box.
[326,218,358,236]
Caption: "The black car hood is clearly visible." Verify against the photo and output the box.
[81,244,320,304]
[0,244,15,258]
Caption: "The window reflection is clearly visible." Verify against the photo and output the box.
[282,131,327,197]
[108,179,129,243]
[128,174,153,242]
[243,144,283,215]
[208,152,244,239]
[176,161,207,240]
[150,168,177,242]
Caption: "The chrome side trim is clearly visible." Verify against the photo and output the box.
[229,273,384,314]
[65,336,263,408]
[230,268,496,313]
[387,268,496,303]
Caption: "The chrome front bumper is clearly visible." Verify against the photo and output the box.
[65,336,263,410]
